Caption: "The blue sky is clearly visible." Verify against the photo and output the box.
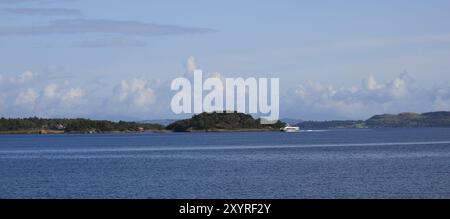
[1,0,450,120]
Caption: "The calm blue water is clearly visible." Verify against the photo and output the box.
[1,128,449,199]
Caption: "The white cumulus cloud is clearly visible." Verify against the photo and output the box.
[114,78,156,112]
[284,73,449,120]
[186,56,197,74]
[15,88,39,107]
[61,87,84,106]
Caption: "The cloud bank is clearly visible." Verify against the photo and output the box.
[74,38,148,48]
[283,73,450,120]
[0,70,162,119]
[0,7,82,16]
[0,0,77,4]
[0,19,216,36]
[1,58,449,120]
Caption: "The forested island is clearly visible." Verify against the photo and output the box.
[0,117,164,134]
[297,111,450,129]
[166,112,286,132]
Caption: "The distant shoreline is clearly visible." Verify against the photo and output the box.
[2,127,450,135]
[0,128,279,135]
[0,129,174,135]
[1,111,450,135]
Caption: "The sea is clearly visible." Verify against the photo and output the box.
[0,128,449,199]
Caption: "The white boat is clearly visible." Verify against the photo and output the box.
[281,124,300,132]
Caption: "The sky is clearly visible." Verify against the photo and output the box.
[1,0,450,120]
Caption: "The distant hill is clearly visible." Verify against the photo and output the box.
[138,119,177,126]
[297,120,367,130]
[366,111,450,128]
[296,111,450,129]
[166,112,286,132]
[280,118,304,126]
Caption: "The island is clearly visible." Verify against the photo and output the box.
[0,117,164,134]
[165,111,286,132]
[297,111,450,129]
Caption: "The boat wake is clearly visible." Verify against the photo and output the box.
[300,130,328,132]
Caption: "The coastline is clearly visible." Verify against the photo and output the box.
[2,111,450,135]
[0,128,279,135]
[0,129,166,135]
[3,127,450,135]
